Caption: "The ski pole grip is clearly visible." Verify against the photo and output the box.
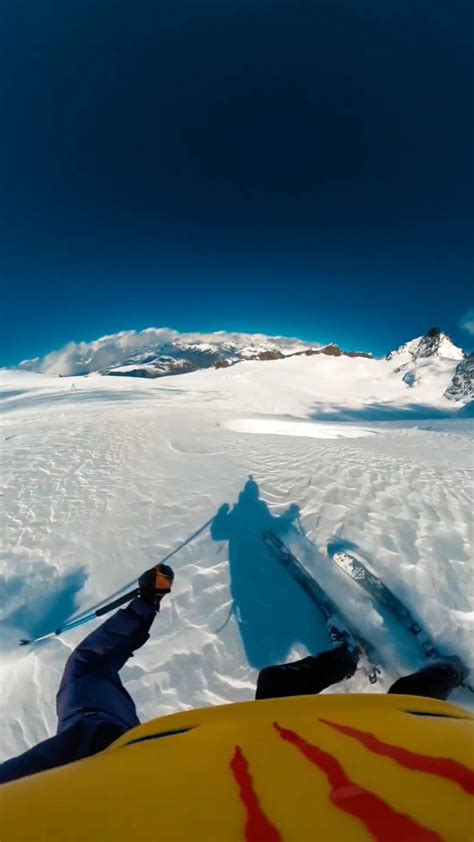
[95,588,140,617]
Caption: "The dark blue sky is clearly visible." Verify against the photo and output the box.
[1,0,472,365]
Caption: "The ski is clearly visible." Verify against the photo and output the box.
[263,532,383,685]
[329,546,473,692]
[329,548,437,654]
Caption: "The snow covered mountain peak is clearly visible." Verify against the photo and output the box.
[387,327,464,364]
[385,329,467,398]
[414,328,465,361]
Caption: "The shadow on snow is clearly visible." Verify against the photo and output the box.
[0,386,189,414]
[1,567,88,647]
[309,401,461,422]
[211,478,328,670]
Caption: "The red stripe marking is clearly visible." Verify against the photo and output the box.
[230,746,282,842]
[320,717,474,796]
[274,722,444,842]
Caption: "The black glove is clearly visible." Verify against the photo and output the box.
[138,563,174,610]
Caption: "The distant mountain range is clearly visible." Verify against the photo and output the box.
[16,326,473,404]
[17,328,369,378]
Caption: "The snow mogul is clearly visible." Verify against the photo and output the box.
[0,564,472,841]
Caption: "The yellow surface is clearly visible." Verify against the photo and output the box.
[1,694,473,841]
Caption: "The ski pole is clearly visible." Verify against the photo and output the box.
[19,514,215,647]
[67,516,215,625]
[19,589,140,646]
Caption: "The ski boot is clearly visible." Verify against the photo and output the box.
[327,620,361,681]
[389,655,469,700]
[431,655,469,687]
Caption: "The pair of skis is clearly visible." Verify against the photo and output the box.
[329,546,472,693]
[263,532,383,684]
[263,532,472,691]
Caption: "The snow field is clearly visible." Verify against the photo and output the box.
[0,361,472,761]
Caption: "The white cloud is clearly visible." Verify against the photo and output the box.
[460,311,474,335]
[18,327,314,376]
[20,328,179,376]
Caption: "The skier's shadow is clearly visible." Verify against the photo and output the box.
[1,567,88,650]
[211,478,327,669]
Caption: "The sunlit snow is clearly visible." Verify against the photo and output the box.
[0,352,472,763]
[224,418,378,438]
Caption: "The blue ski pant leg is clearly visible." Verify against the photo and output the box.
[56,597,156,732]
[256,658,325,699]
[256,648,353,700]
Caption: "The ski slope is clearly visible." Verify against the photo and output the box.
[1,356,473,762]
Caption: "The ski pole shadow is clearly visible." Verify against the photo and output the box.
[1,567,88,649]
[211,477,329,669]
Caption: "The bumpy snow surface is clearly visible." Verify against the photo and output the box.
[1,355,473,761]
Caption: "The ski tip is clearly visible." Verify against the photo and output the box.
[19,639,31,646]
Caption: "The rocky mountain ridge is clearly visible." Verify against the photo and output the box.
[18,329,373,380]
[445,353,474,401]
[15,326,472,405]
